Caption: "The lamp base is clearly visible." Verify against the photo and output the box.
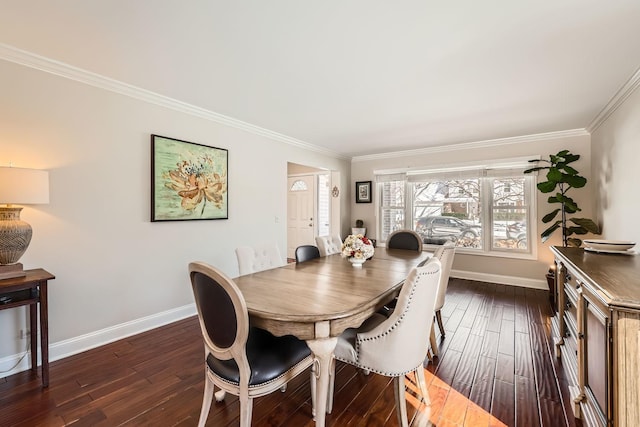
[0,262,26,280]
[0,206,33,265]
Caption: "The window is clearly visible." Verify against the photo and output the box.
[377,175,405,241]
[290,180,308,191]
[377,164,536,257]
[317,174,330,236]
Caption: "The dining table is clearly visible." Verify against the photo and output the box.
[233,247,431,427]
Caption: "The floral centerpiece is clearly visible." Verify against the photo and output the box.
[341,234,375,267]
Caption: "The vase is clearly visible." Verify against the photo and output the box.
[349,257,366,267]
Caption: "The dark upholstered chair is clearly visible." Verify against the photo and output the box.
[295,245,321,263]
[387,229,423,252]
[189,262,314,427]
[329,257,442,426]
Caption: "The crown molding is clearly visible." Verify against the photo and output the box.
[351,128,590,162]
[587,66,640,133]
[0,43,347,160]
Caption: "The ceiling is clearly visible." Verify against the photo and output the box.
[2,1,640,158]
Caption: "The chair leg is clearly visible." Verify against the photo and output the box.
[239,395,254,427]
[311,360,317,418]
[198,375,215,427]
[429,323,439,358]
[414,368,431,406]
[393,375,409,427]
[327,356,335,414]
[436,309,445,337]
[214,389,226,402]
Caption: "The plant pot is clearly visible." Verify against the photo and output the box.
[546,270,556,311]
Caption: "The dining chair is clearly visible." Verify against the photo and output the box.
[189,262,315,427]
[315,234,343,257]
[431,241,456,337]
[235,242,285,276]
[328,257,442,426]
[387,229,423,252]
[295,245,320,263]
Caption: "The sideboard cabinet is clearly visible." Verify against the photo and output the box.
[551,246,640,427]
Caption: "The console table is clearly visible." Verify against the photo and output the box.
[551,247,640,427]
[0,269,55,387]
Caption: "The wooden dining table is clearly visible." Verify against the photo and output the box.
[233,247,430,427]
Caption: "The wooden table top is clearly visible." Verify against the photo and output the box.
[234,248,430,330]
[0,268,55,291]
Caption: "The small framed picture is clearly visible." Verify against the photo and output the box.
[355,180,372,203]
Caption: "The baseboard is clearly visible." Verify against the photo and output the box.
[451,269,548,290]
[0,303,196,379]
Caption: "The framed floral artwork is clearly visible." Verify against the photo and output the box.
[151,134,228,221]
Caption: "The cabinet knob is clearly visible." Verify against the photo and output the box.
[578,333,584,339]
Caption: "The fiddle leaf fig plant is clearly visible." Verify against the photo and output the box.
[524,150,600,247]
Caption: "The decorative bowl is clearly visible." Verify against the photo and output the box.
[349,257,366,267]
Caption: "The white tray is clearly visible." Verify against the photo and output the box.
[583,239,636,251]
[584,247,637,255]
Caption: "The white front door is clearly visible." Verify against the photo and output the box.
[287,175,316,259]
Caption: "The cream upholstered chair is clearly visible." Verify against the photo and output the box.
[315,234,343,257]
[387,229,423,252]
[189,262,315,427]
[431,242,456,337]
[295,245,320,263]
[235,242,284,276]
[329,257,442,426]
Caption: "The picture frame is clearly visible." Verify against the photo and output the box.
[355,180,372,203]
[151,134,228,221]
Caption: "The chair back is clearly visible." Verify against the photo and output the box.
[235,243,284,276]
[315,234,343,256]
[352,257,441,375]
[189,262,249,366]
[432,242,455,310]
[295,245,320,263]
[387,229,423,252]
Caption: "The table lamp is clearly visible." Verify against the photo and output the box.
[0,166,49,279]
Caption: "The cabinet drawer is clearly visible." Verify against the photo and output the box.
[560,337,579,388]
[563,267,585,293]
[563,324,578,359]
[565,308,578,340]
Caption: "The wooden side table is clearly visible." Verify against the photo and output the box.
[0,269,55,387]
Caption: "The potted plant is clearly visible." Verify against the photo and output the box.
[352,219,366,236]
[524,149,600,247]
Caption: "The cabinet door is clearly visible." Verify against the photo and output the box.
[582,291,611,427]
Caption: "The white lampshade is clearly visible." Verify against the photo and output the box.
[0,167,49,205]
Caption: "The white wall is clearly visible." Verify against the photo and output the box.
[0,59,350,374]
[350,132,594,284]
[591,84,640,244]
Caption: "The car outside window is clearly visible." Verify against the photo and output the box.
[377,172,535,257]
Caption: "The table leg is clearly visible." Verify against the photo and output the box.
[39,282,49,387]
[306,337,338,427]
[29,300,37,373]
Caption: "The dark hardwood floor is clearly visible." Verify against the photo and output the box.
[0,278,580,426]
